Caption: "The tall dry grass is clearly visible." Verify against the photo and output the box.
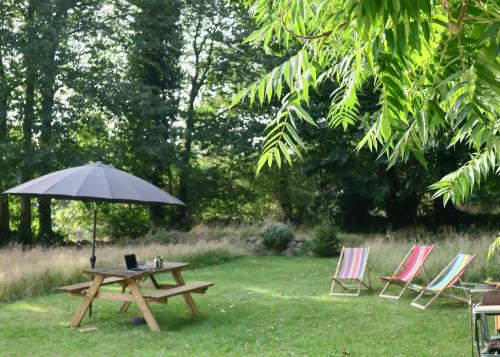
[143,224,263,244]
[1,224,498,302]
[359,229,500,283]
[0,241,246,302]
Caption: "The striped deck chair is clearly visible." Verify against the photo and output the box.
[379,245,434,300]
[330,247,371,297]
[410,253,476,309]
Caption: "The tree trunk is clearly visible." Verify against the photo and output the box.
[432,198,458,225]
[176,99,194,229]
[19,1,36,245]
[38,91,54,240]
[384,169,421,228]
[337,192,373,230]
[38,63,57,241]
[0,36,10,240]
[126,0,183,230]
[0,197,9,241]
[149,172,165,227]
[385,192,420,228]
[276,166,294,222]
[36,2,73,242]
[176,19,215,230]
[38,198,52,241]
[165,165,175,225]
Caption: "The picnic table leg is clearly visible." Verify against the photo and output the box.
[171,270,199,316]
[118,282,129,312]
[150,275,160,288]
[69,275,105,327]
[120,275,147,313]
[127,279,161,332]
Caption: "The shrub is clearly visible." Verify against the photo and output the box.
[261,223,294,251]
[312,223,341,257]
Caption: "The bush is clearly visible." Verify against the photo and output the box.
[261,223,294,251]
[312,223,340,257]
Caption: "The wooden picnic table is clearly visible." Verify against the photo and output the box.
[57,262,213,332]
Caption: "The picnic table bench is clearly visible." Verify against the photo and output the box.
[57,262,214,332]
[57,277,126,295]
[143,281,213,302]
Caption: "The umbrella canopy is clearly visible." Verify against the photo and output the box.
[4,162,185,206]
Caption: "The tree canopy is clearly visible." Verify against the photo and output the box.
[235,0,500,206]
[0,0,498,244]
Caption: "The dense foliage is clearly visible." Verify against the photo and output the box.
[0,0,497,244]
[311,223,340,257]
[261,222,294,251]
[235,0,499,206]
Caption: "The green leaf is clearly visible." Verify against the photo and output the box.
[248,83,257,106]
[416,110,428,144]
[266,69,276,102]
[256,154,269,174]
[396,24,406,53]
[407,0,419,21]
[379,114,392,139]
[257,78,266,104]
[243,28,265,45]
[421,21,430,42]
[278,141,292,164]
[273,147,282,168]
[410,148,428,169]
[285,122,306,149]
[301,76,309,103]
[419,0,431,16]
[231,88,247,107]
[293,104,317,127]
[282,133,302,158]
[263,26,274,47]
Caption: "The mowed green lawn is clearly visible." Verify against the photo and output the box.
[0,257,471,356]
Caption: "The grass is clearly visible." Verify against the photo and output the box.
[0,241,246,302]
[0,256,473,356]
[2,227,499,302]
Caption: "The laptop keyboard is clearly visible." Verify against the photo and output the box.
[128,267,151,272]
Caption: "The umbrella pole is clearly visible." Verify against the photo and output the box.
[91,206,97,269]
[88,206,97,318]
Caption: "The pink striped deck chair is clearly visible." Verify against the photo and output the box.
[330,247,371,297]
[379,245,434,300]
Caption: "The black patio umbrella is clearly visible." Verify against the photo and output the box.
[4,162,185,268]
[4,162,185,315]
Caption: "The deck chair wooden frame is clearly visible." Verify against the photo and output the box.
[410,253,476,310]
[330,247,371,297]
[379,244,434,300]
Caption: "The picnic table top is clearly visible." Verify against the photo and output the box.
[83,262,189,278]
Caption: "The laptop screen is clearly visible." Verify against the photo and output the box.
[124,254,138,269]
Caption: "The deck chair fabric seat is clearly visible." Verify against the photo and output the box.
[379,245,434,300]
[410,253,475,309]
[330,247,371,297]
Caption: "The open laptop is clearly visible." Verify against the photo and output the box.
[124,254,151,272]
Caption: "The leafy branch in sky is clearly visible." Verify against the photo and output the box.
[233,0,500,205]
